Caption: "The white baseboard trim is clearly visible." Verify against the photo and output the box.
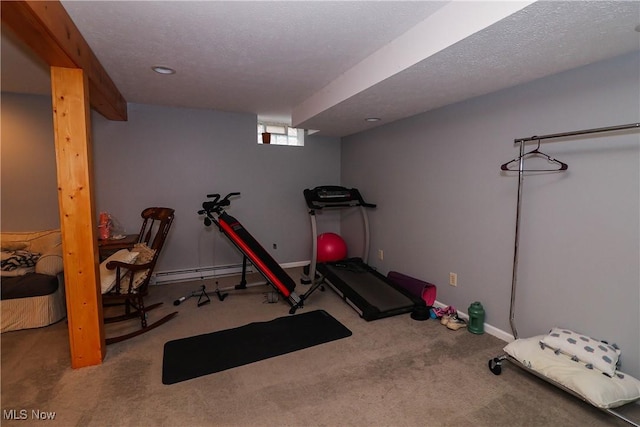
[280,260,310,269]
[433,299,514,343]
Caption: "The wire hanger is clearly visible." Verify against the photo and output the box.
[500,139,568,171]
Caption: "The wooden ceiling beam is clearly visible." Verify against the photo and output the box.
[1,0,127,121]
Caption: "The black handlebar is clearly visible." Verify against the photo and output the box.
[198,192,241,218]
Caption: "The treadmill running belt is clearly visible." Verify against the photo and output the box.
[318,258,421,321]
[325,264,414,310]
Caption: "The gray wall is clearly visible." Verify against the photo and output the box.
[1,97,341,274]
[1,93,59,231]
[341,52,640,378]
[91,103,341,273]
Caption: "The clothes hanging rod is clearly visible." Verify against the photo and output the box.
[514,122,640,144]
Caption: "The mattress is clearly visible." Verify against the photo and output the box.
[1,273,59,299]
[1,278,66,332]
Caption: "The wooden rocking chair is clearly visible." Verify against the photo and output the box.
[102,207,177,344]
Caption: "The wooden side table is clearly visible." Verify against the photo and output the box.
[98,234,138,260]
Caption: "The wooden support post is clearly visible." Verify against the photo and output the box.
[51,66,105,368]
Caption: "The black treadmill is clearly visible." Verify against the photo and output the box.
[299,186,425,321]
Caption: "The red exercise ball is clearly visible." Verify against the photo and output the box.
[317,232,348,263]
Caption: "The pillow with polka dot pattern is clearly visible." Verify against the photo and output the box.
[540,327,621,377]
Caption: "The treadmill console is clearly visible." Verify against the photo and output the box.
[304,186,376,210]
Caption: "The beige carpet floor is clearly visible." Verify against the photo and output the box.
[2,268,639,426]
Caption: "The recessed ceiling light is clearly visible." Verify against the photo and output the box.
[365,117,381,122]
[152,66,176,75]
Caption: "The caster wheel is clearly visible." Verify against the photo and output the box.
[488,358,502,375]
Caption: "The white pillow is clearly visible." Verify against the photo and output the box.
[541,327,621,377]
[0,241,28,251]
[100,249,139,294]
[504,336,640,409]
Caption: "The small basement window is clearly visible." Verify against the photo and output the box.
[258,122,305,146]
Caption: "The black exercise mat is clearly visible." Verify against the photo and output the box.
[162,310,352,384]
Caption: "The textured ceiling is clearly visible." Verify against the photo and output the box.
[2,1,639,137]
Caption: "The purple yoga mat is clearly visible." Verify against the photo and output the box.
[387,271,436,306]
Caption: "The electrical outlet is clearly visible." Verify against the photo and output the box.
[378,249,384,261]
[449,272,458,287]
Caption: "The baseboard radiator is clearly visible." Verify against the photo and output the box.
[153,260,309,285]
[153,263,254,285]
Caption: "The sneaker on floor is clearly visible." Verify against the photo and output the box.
[432,307,446,318]
[446,315,467,331]
[440,314,452,325]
